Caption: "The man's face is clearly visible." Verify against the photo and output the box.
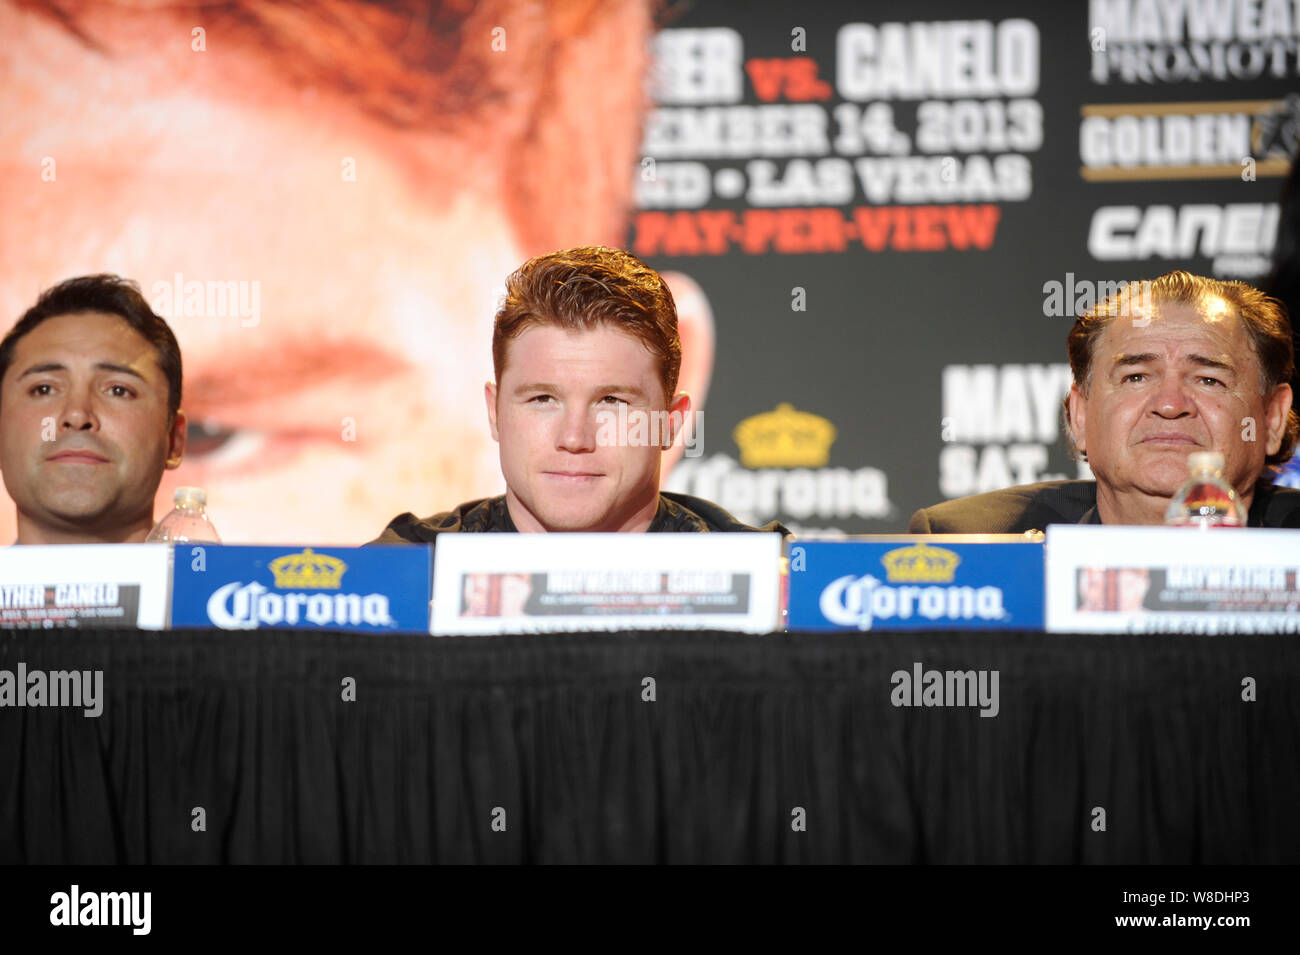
[1067,299,1292,504]
[0,311,185,540]
[486,323,689,532]
[462,574,490,616]
[1117,569,1150,611]
[499,573,533,616]
[1078,568,1106,610]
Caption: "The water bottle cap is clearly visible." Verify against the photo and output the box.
[174,486,207,507]
[1187,451,1224,473]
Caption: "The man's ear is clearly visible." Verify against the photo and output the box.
[663,392,692,448]
[1065,383,1088,458]
[485,381,500,443]
[165,409,187,470]
[1263,383,1293,456]
[661,271,714,477]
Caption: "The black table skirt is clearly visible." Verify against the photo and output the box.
[2,628,1297,863]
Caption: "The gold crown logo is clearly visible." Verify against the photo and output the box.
[732,403,837,469]
[269,548,347,589]
[881,543,961,584]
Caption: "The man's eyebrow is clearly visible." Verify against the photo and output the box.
[1185,353,1235,373]
[1111,353,1236,374]
[18,361,145,380]
[95,362,147,381]
[1112,353,1159,368]
[511,382,561,394]
[594,384,650,398]
[509,382,652,399]
[18,362,68,378]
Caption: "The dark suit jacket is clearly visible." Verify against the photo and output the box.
[908,479,1300,533]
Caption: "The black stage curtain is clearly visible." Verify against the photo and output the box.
[1,629,1297,864]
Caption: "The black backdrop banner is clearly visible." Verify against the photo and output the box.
[3,628,1298,864]
[640,1,1300,534]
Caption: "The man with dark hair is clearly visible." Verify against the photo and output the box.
[910,271,1300,532]
[0,275,187,544]
[373,247,780,542]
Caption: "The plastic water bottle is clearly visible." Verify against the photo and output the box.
[147,487,222,542]
[1164,452,1246,528]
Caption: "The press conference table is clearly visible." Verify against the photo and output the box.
[2,627,1297,864]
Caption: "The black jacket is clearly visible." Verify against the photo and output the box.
[908,479,1300,533]
[371,491,787,544]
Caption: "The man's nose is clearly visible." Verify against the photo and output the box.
[556,406,596,452]
[1149,376,1194,418]
[59,387,99,431]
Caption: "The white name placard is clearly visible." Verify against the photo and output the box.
[0,544,172,630]
[1046,525,1300,634]
[431,533,783,635]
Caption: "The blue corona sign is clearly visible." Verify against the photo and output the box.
[171,544,432,633]
[787,538,1044,631]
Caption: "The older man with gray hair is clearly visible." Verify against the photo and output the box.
[910,271,1300,532]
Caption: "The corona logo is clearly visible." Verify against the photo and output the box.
[268,548,347,590]
[732,403,836,469]
[881,543,960,583]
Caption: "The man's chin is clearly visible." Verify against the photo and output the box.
[1128,450,1202,489]
[532,511,612,533]
[37,494,125,528]
[525,493,621,532]
[1123,480,1188,505]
